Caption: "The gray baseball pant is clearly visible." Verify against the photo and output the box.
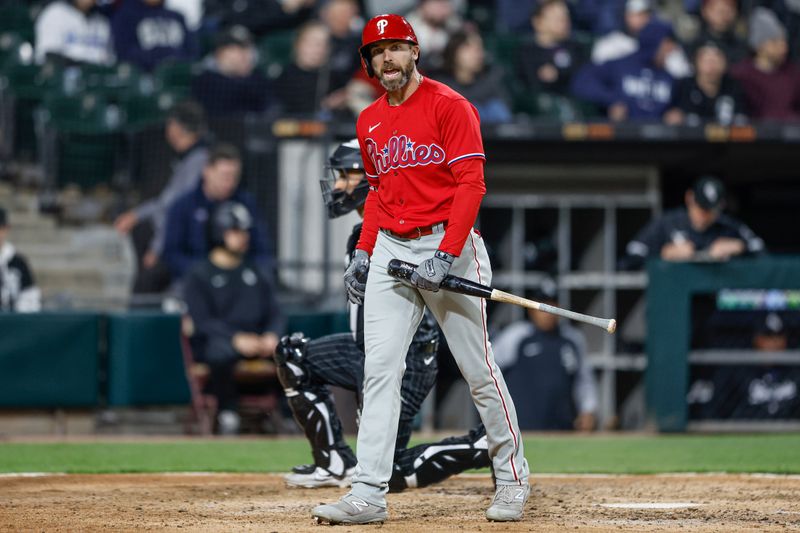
[350,228,529,507]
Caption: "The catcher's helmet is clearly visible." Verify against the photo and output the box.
[359,13,419,78]
[320,139,368,219]
[208,201,253,249]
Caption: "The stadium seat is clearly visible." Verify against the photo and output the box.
[153,60,200,97]
[39,92,123,188]
[0,59,62,159]
[122,90,179,131]
[0,2,34,44]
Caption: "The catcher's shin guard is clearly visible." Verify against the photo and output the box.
[389,425,490,492]
[276,333,356,476]
[287,390,356,476]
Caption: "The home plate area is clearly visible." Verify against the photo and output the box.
[1,473,798,532]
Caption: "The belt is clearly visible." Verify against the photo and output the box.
[381,221,447,240]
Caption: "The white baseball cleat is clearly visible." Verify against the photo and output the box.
[312,493,388,525]
[485,483,530,522]
[285,465,354,489]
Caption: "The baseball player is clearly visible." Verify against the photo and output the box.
[312,14,530,525]
[276,139,489,491]
[618,176,765,270]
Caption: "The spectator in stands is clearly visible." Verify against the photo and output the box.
[572,0,627,36]
[191,26,272,117]
[663,40,747,126]
[591,0,691,79]
[687,0,748,64]
[204,0,316,37]
[114,101,208,295]
[35,0,114,66]
[496,0,537,33]
[618,176,765,270]
[591,0,652,64]
[162,143,273,281]
[730,8,800,121]
[405,0,463,73]
[183,201,284,434]
[363,0,467,19]
[0,207,41,312]
[571,19,678,121]
[321,0,362,91]
[438,29,512,123]
[111,0,198,72]
[273,21,345,115]
[165,0,203,32]
[517,0,585,95]
[769,0,800,61]
[491,278,598,431]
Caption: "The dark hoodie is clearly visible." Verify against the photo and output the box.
[111,0,198,71]
[571,19,676,119]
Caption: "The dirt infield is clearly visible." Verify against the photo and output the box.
[1,473,799,532]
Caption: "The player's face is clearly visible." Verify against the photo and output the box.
[370,40,418,91]
[686,192,720,232]
[223,228,250,255]
[334,169,365,195]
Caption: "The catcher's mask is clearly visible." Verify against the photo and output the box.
[320,139,369,219]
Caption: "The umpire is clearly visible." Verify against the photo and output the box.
[619,176,765,270]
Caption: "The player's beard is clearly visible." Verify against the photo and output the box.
[378,56,415,91]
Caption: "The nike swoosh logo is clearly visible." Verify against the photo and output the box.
[368,122,381,133]
[423,356,434,366]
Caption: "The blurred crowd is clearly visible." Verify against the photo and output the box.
[9,0,799,124]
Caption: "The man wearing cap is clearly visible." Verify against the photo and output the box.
[0,208,41,312]
[312,12,529,525]
[730,7,800,121]
[571,19,680,121]
[491,278,599,431]
[191,25,272,117]
[618,176,764,270]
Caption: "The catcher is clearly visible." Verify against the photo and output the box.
[276,139,488,491]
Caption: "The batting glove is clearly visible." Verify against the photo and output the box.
[411,250,455,292]
[344,249,370,305]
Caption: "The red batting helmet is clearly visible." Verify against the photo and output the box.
[359,14,419,78]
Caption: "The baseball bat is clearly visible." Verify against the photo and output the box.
[386,259,617,334]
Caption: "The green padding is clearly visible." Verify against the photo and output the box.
[286,311,350,339]
[0,313,100,407]
[646,257,800,432]
[107,313,190,406]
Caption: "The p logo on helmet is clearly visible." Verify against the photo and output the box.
[359,14,419,78]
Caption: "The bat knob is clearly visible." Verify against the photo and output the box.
[606,319,617,334]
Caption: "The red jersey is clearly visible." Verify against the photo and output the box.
[355,76,486,257]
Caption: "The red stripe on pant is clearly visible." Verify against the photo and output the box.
[469,232,520,484]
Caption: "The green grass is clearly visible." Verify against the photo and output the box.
[1,434,799,474]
